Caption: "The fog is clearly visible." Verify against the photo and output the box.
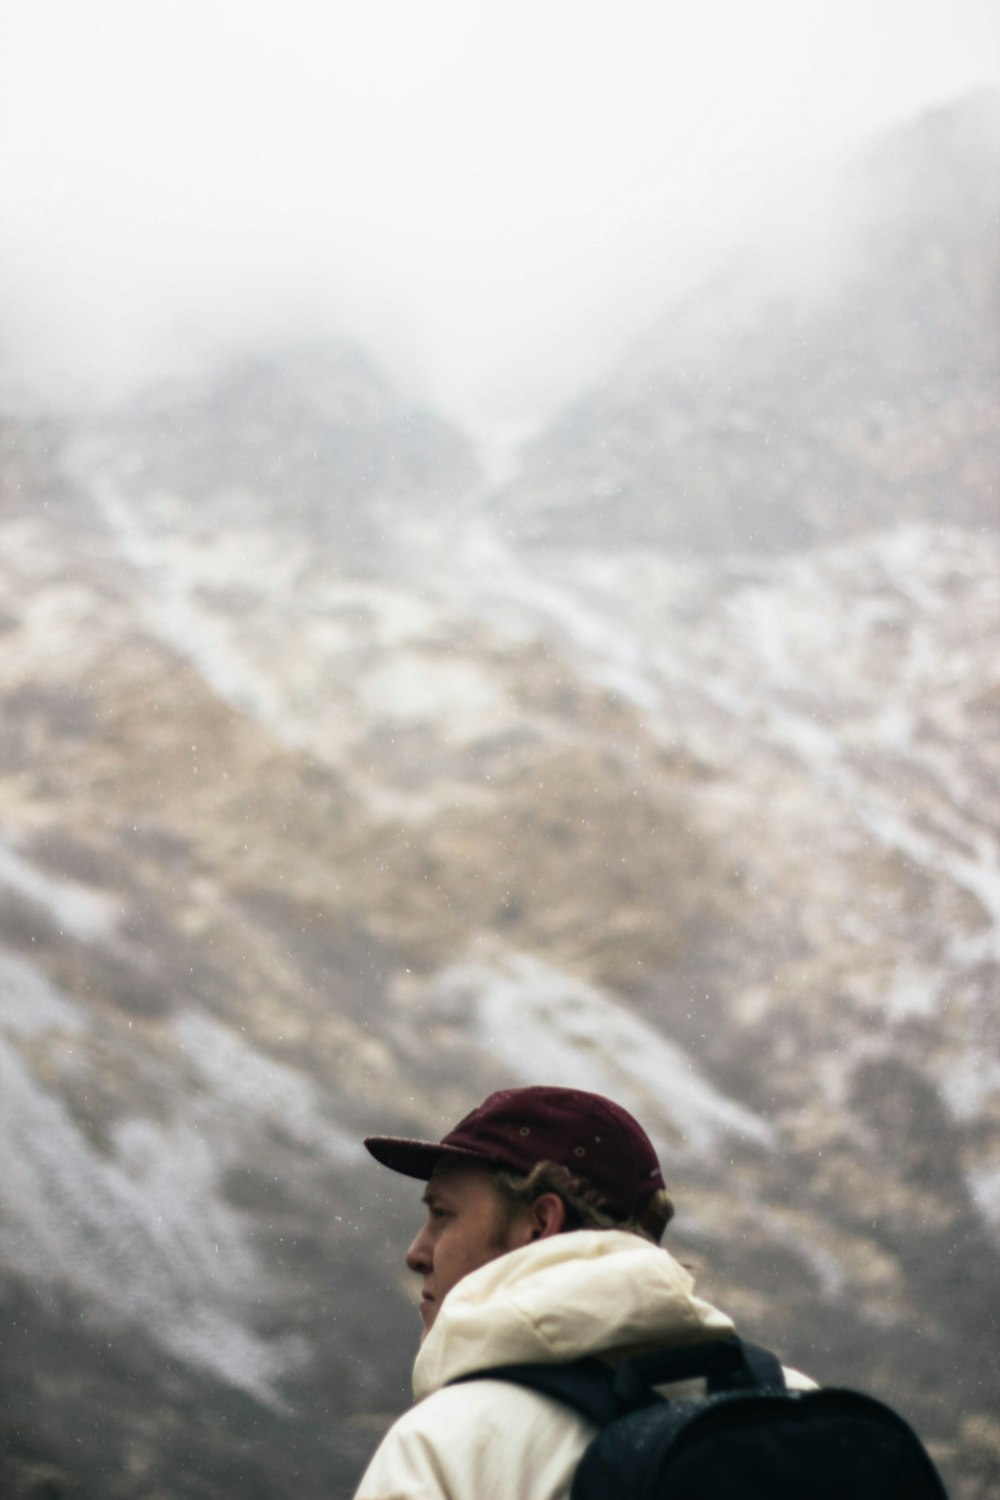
[1,0,997,450]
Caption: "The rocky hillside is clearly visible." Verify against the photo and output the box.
[1,94,998,1500]
[501,90,999,553]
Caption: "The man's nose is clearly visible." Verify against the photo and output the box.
[406,1224,432,1274]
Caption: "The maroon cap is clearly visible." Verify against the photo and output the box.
[364,1085,666,1222]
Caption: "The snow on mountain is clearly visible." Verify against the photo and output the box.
[0,838,118,943]
[4,381,997,1500]
[414,946,775,1153]
[0,957,296,1403]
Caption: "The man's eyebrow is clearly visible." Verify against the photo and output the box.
[422,1184,449,1208]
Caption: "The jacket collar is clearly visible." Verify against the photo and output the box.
[413,1229,733,1401]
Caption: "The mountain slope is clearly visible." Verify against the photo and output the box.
[1,93,999,1500]
[501,91,999,553]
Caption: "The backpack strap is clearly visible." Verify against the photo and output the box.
[613,1335,786,1405]
[451,1337,785,1424]
[451,1358,626,1427]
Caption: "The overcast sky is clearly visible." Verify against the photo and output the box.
[1,1,997,444]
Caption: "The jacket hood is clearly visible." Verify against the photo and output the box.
[413,1229,734,1402]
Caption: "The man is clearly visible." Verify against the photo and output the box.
[354,1084,811,1500]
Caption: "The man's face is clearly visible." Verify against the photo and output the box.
[405,1165,531,1335]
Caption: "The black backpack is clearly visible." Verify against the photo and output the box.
[455,1335,948,1499]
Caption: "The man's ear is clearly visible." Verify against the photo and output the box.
[530,1192,566,1240]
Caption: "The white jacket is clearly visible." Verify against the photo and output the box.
[354,1230,812,1500]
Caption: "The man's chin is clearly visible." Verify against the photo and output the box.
[419,1301,437,1338]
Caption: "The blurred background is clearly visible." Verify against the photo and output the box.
[1,3,998,1496]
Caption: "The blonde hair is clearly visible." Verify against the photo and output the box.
[491,1159,674,1244]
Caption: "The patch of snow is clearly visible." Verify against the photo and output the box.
[168,525,307,599]
[730,585,809,690]
[358,653,508,737]
[0,962,331,1402]
[766,1211,847,1298]
[0,839,117,943]
[872,701,915,750]
[697,672,753,720]
[968,1161,1000,1233]
[877,962,943,1021]
[855,798,1000,950]
[766,705,841,763]
[0,990,301,1404]
[422,948,775,1157]
[359,584,444,646]
[89,479,290,733]
[173,1010,359,1163]
[459,521,663,711]
[299,616,359,656]
[939,1046,1000,1122]
[0,950,87,1035]
[872,527,946,612]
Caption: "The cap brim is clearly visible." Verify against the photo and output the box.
[364,1135,500,1181]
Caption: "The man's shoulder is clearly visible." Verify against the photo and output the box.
[354,1374,596,1500]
